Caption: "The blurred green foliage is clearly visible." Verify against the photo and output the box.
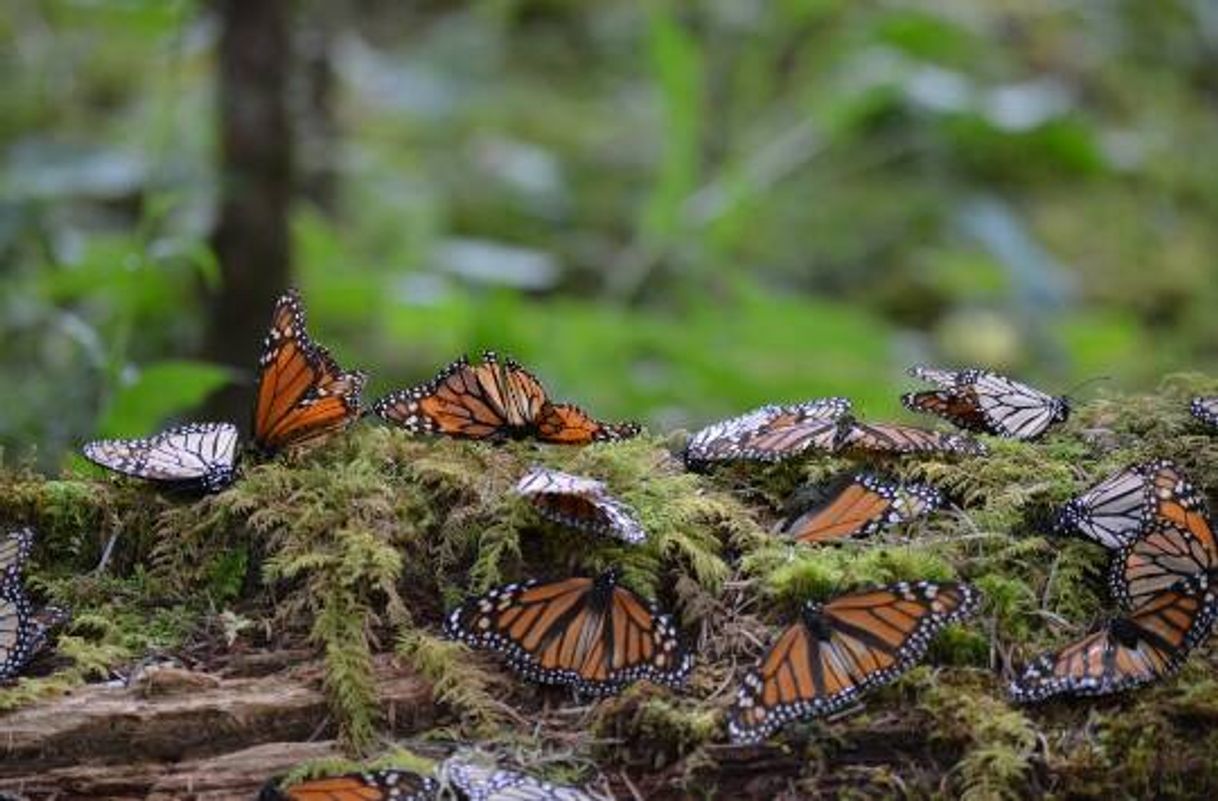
[4,0,1218,467]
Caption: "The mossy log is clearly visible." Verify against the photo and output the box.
[3,376,1218,800]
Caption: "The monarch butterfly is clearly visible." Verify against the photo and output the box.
[1,527,33,587]
[1108,515,1218,614]
[683,398,852,464]
[440,753,605,801]
[444,569,691,695]
[727,581,979,743]
[257,769,438,801]
[901,365,1069,440]
[1054,460,1206,550]
[2,529,67,682]
[82,422,240,493]
[515,467,646,545]
[0,588,38,682]
[253,288,367,454]
[1007,587,1214,702]
[779,474,943,545]
[374,352,639,445]
[1191,396,1218,429]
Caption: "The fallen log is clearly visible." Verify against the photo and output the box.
[0,655,433,800]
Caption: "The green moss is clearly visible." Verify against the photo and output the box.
[592,683,720,769]
[916,673,1038,801]
[396,629,511,736]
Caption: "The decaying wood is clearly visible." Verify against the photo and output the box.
[0,655,433,801]
[0,741,340,801]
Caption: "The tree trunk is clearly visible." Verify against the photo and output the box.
[202,0,294,429]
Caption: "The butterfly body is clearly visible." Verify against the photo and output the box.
[375,352,638,445]
[444,569,690,695]
[83,422,239,493]
[902,366,1068,440]
[728,581,978,743]
[253,288,366,454]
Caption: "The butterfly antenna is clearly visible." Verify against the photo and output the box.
[1061,374,1111,399]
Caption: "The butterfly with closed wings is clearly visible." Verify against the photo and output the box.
[2,528,69,682]
[82,422,239,493]
[253,288,367,454]
[444,569,691,695]
[515,467,646,545]
[375,351,638,445]
[779,473,943,545]
[728,581,979,743]
[902,365,1069,440]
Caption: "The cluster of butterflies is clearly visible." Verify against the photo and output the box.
[259,750,610,801]
[1008,459,1217,700]
[4,285,1215,790]
[80,288,640,495]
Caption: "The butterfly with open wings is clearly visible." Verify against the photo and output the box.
[728,581,979,743]
[444,569,690,695]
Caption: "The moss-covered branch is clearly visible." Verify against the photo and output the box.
[3,375,1218,798]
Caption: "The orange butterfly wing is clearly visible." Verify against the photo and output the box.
[1110,516,1218,609]
[782,479,898,544]
[537,403,640,444]
[281,776,385,801]
[266,769,436,801]
[253,289,364,452]
[900,390,990,433]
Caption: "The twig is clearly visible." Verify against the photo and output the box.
[619,770,645,801]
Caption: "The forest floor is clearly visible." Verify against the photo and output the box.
[3,377,1218,800]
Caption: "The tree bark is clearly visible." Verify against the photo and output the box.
[203,0,294,428]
